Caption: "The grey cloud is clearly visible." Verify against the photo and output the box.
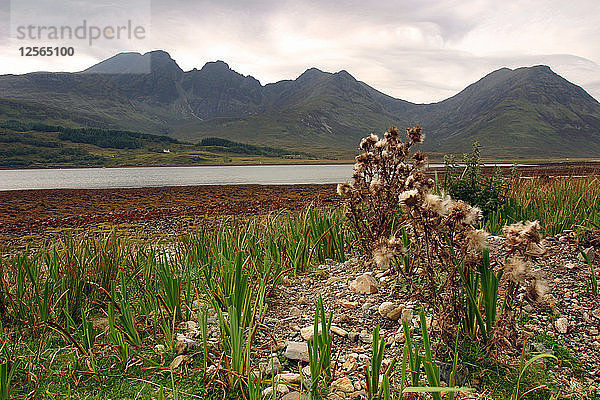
[1,0,599,103]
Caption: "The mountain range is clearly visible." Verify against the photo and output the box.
[1,50,600,158]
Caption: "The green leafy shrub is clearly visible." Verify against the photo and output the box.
[443,141,512,217]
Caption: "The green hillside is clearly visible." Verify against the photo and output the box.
[0,121,313,168]
[1,51,600,159]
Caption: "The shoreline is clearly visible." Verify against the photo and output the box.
[0,160,354,171]
[1,159,599,171]
[1,183,339,239]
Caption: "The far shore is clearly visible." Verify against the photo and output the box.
[1,158,599,171]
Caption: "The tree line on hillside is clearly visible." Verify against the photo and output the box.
[0,120,179,149]
[0,120,307,157]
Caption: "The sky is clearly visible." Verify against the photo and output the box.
[1,0,599,103]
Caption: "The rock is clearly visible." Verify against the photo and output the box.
[342,355,358,372]
[92,317,109,331]
[361,302,372,312]
[302,364,311,377]
[154,344,166,353]
[275,373,301,384]
[523,303,535,313]
[378,302,404,320]
[401,307,413,322]
[348,332,360,342]
[565,262,577,270]
[331,326,349,337]
[331,377,354,393]
[555,317,569,334]
[531,342,555,355]
[175,336,195,354]
[326,276,343,285]
[289,306,303,318]
[298,296,310,305]
[300,326,319,341]
[578,246,596,263]
[262,384,289,398]
[350,273,379,294]
[284,341,309,362]
[260,354,283,376]
[334,314,352,325]
[387,306,404,321]
[301,324,348,341]
[170,355,188,369]
[340,300,358,309]
[359,332,373,344]
[378,302,395,318]
[178,320,198,332]
[282,392,308,400]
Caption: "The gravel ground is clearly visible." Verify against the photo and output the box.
[260,231,600,399]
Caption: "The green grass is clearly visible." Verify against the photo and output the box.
[2,175,599,399]
[534,333,587,380]
[0,207,348,399]
[485,177,600,236]
[455,338,557,400]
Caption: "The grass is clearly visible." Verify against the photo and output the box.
[0,207,348,399]
[485,177,600,236]
[1,176,599,398]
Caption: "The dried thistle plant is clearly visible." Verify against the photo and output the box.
[493,220,547,347]
[337,126,425,254]
[338,126,491,351]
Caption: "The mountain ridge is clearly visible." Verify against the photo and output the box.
[1,50,600,158]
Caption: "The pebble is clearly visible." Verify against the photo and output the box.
[262,384,289,398]
[260,354,283,376]
[175,336,195,355]
[282,392,307,400]
[350,273,379,294]
[359,332,373,344]
[331,326,349,337]
[340,300,358,309]
[378,302,395,318]
[275,373,301,384]
[300,326,319,341]
[169,355,188,369]
[331,377,354,393]
[289,306,303,318]
[348,332,360,342]
[284,341,309,362]
[555,317,569,334]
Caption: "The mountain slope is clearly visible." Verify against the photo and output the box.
[1,51,600,158]
[406,66,600,156]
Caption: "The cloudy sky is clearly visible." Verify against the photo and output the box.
[1,0,599,103]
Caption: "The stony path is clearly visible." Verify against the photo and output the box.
[259,231,600,398]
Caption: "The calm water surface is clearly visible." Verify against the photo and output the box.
[0,165,357,191]
[0,163,524,191]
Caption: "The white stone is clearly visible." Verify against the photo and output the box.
[555,317,569,334]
